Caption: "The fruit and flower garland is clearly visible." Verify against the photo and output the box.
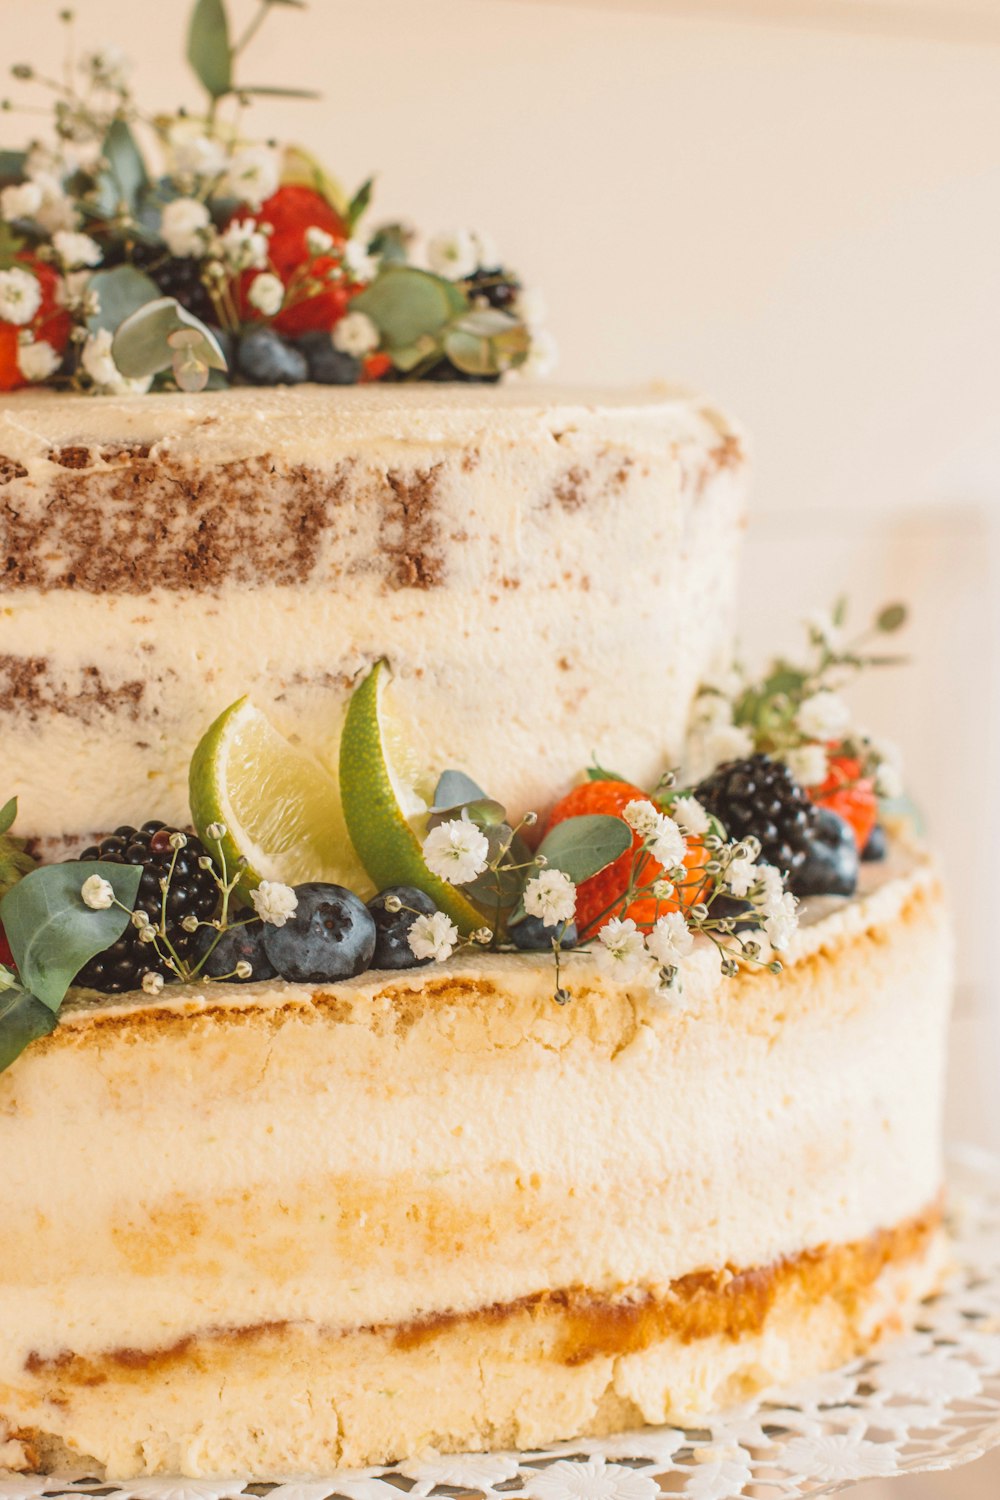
[0,601,910,1079]
[0,0,551,395]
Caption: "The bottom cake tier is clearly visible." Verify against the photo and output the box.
[0,850,951,1480]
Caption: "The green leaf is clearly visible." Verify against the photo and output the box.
[368,222,410,266]
[100,119,150,214]
[445,314,530,376]
[0,221,26,270]
[0,151,27,182]
[187,0,233,99]
[876,602,908,633]
[460,824,531,911]
[432,770,486,809]
[236,85,321,99]
[1,861,141,1011]
[352,266,467,350]
[87,265,161,334]
[0,986,56,1077]
[112,297,228,379]
[587,763,628,783]
[534,814,632,884]
[428,798,507,833]
[346,176,374,232]
[0,798,16,837]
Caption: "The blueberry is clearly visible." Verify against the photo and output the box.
[510,915,578,951]
[236,327,308,386]
[262,882,376,982]
[294,332,361,385]
[862,823,888,862]
[708,894,758,934]
[191,917,276,982]
[789,807,859,898]
[367,885,439,969]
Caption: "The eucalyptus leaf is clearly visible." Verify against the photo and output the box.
[428,798,507,833]
[0,798,16,837]
[112,297,228,378]
[457,308,519,338]
[0,987,56,1076]
[0,151,27,181]
[389,338,440,373]
[432,769,487,810]
[444,327,498,377]
[534,814,631,884]
[353,266,466,350]
[87,265,161,334]
[101,119,150,214]
[0,861,141,1012]
[187,0,232,99]
[459,824,529,911]
[876,602,907,633]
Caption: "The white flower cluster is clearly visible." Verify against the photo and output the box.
[623,798,687,868]
[250,880,299,928]
[720,841,798,951]
[685,690,755,783]
[421,812,490,885]
[593,911,693,1003]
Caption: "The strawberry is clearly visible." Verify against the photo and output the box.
[361,351,392,382]
[251,186,345,275]
[0,924,13,971]
[809,753,878,853]
[545,780,710,937]
[0,258,71,392]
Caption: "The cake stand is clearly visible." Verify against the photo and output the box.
[5,1143,1000,1500]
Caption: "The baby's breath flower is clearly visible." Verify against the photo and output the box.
[168,831,188,850]
[519,327,558,379]
[0,181,42,221]
[704,724,754,767]
[16,337,60,382]
[0,266,41,326]
[645,910,694,967]
[220,146,279,209]
[161,197,211,258]
[593,917,655,984]
[421,813,489,886]
[138,924,157,944]
[206,821,226,841]
[81,327,151,393]
[805,607,845,652]
[170,129,227,181]
[342,236,377,282]
[131,909,150,929]
[250,881,299,928]
[234,959,253,980]
[623,799,660,839]
[80,873,114,910]
[648,813,686,868]
[523,868,576,928]
[31,171,78,235]
[248,272,285,317]
[472,925,494,945]
[797,690,851,742]
[305,225,334,256]
[784,742,828,788]
[671,794,711,837]
[427,228,479,280]
[52,229,101,270]
[181,914,199,933]
[332,309,380,357]
[763,889,798,951]
[218,217,269,272]
[651,879,674,900]
[875,760,902,799]
[141,970,164,995]
[408,909,459,963]
[724,848,759,899]
[81,45,131,91]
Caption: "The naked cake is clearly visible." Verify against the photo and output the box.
[0,0,952,1483]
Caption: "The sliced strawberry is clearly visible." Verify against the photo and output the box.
[809,753,878,852]
[545,780,709,936]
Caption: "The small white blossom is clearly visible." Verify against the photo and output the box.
[724,848,759,898]
[784,742,828,788]
[170,129,228,181]
[342,236,377,282]
[221,146,280,209]
[218,217,269,272]
[160,197,212,258]
[16,338,59,382]
[141,970,164,995]
[0,181,42,221]
[81,874,115,910]
[805,607,845,652]
[593,917,656,984]
[247,272,285,317]
[306,225,335,256]
[692,690,734,730]
[516,286,546,328]
[57,268,95,314]
[646,910,694,967]
[671,794,711,837]
[31,171,79,234]
[0,267,41,326]
[875,760,903,798]
[520,327,558,379]
[651,879,675,900]
[408,909,459,963]
[523,868,576,928]
[81,45,131,91]
[332,309,380,357]
[80,328,151,394]
[250,880,299,928]
[705,723,754,766]
[764,888,798,950]
[427,227,479,280]
[623,799,660,839]
[422,812,490,885]
[648,813,687,868]
[52,229,101,270]
[797,689,851,742]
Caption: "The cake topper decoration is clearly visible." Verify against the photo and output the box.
[0,0,552,394]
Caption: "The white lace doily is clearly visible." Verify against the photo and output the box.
[6,1143,1000,1500]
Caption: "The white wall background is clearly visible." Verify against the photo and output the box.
[4,5,1000,1490]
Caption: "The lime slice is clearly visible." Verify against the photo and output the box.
[189,696,371,895]
[339,660,484,935]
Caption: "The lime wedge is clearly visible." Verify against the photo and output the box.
[189,696,371,895]
[339,660,484,935]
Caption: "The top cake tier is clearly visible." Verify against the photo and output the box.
[0,384,746,847]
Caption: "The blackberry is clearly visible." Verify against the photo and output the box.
[466,266,521,311]
[73,821,220,993]
[129,244,217,326]
[695,754,819,886]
